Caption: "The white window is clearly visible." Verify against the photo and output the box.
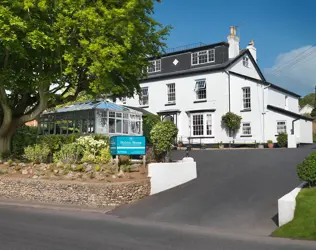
[242,122,251,135]
[277,121,287,134]
[139,87,149,106]
[195,79,206,100]
[147,59,161,73]
[191,113,213,136]
[242,87,251,110]
[167,83,176,103]
[191,49,215,65]
[243,56,249,67]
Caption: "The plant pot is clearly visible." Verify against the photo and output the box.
[258,144,264,149]
[268,143,274,148]
[178,143,183,148]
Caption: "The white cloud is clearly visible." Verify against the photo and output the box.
[264,45,316,96]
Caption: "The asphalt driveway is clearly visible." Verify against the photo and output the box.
[111,145,315,235]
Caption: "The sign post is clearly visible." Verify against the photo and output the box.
[110,136,146,171]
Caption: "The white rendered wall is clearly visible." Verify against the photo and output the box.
[299,120,313,143]
[228,55,262,80]
[268,89,299,113]
[148,157,197,195]
[278,182,307,227]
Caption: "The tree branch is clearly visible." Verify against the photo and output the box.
[19,84,48,125]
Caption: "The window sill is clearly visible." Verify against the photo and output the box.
[240,109,251,112]
[165,103,176,106]
[240,135,252,137]
[139,105,149,108]
[194,99,207,103]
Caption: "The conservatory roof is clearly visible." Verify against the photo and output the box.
[47,101,140,114]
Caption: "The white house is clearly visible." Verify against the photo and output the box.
[119,27,313,145]
[299,104,313,115]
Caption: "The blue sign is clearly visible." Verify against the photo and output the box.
[110,136,146,155]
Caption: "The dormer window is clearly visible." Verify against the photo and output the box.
[243,56,249,67]
[192,49,215,65]
[147,59,161,73]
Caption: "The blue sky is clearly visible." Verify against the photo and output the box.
[153,0,316,96]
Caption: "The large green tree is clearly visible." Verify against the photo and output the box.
[0,0,170,154]
[299,93,315,108]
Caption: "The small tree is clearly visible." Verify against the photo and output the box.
[297,152,316,186]
[277,133,288,148]
[150,121,178,162]
[221,112,242,136]
[143,114,161,144]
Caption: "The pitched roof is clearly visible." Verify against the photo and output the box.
[267,105,313,121]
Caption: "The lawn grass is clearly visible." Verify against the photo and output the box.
[273,186,316,240]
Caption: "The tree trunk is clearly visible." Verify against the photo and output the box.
[0,134,12,156]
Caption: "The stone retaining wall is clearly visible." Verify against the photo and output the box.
[0,177,150,207]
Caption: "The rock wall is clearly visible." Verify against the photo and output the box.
[0,177,150,207]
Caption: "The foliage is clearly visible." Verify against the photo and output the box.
[119,155,131,166]
[145,147,155,163]
[277,133,288,148]
[12,126,38,157]
[311,108,316,118]
[77,136,108,163]
[73,165,84,172]
[53,143,82,164]
[97,148,112,164]
[24,144,50,164]
[39,134,80,154]
[0,151,11,161]
[120,165,131,173]
[7,159,12,167]
[272,187,316,240]
[0,170,8,175]
[95,165,101,172]
[91,134,110,145]
[313,134,316,142]
[267,140,273,144]
[0,0,171,154]
[221,112,242,133]
[143,114,161,143]
[303,113,312,118]
[297,152,316,186]
[299,93,315,108]
[150,121,178,162]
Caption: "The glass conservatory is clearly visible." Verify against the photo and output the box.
[38,101,143,136]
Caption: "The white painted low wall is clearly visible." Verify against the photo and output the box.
[278,182,307,227]
[148,157,197,195]
[287,134,297,148]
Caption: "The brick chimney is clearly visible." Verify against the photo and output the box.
[227,26,240,59]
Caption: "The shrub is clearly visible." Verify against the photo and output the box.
[53,143,82,164]
[267,140,273,144]
[96,147,112,163]
[313,133,316,142]
[143,114,161,144]
[120,164,131,173]
[24,144,50,163]
[73,165,84,172]
[12,126,38,157]
[119,155,130,166]
[91,134,110,145]
[39,134,80,154]
[277,133,288,148]
[95,165,101,172]
[150,121,178,162]
[77,136,108,163]
[221,112,242,134]
[297,152,316,186]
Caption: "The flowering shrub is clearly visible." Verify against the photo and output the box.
[24,143,50,164]
[53,143,82,164]
[77,136,110,163]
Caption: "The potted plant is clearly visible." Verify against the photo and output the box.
[177,140,183,148]
[218,141,224,149]
[201,143,206,150]
[267,140,274,148]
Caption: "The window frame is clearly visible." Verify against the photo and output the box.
[191,112,213,137]
[241,122,252,136]
[195,79,207,100]
[191,49,215,66]
[167,83,176,103]
[139,87,149,106]
[242,87,251,110]
[147,59,161,73]
[277,121,287,134]
[242,56,249,67]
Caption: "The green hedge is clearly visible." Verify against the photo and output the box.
[12,126,38,157]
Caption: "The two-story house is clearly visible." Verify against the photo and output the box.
[119,26,313,145]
